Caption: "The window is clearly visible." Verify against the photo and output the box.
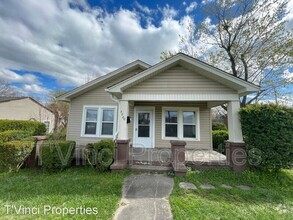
[43,120,50,133]
[165,111,178,137]
[85,108,98,135]
[162,107,199,140]
[101,109,114,135]
[82,106,116,137]
[183,111,196,138]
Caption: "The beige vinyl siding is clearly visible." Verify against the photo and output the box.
[130,102,211,150]
[124,65,237,95]
[67,68,143,145]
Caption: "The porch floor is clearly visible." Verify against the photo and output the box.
[129,148,227,167]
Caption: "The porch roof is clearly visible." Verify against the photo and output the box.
[106,53,259,97]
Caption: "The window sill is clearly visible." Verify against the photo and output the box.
[162,137,200,141]
[81,134,114,138]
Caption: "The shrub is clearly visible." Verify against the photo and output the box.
[0,130,32,144]
[85,139,115,171]
[0,120,46,135]
[0,139,36,171]
[212,122,227,131]
[40,140,76,171]
[212,130,229,153]
[239,104,293,171]
[48,129,67,140]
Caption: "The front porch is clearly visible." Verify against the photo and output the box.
[110,99,247,175]
[129,147,227,167]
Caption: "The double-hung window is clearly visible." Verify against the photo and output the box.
[162,107,199,140]
[165,111,178,137]
[82,106,116,137]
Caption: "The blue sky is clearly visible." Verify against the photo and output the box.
[0,0,292,104]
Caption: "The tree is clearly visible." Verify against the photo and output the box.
[161,0,293,107]
[47,90,69,132]
[0,80,20,97]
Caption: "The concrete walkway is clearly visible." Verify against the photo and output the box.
[113,173,174,220]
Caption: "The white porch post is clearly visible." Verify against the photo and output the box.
[117,100,129,140]
[227,101,243,143]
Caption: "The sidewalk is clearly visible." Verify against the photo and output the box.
[113,173,174,220]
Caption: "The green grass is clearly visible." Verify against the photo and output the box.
[0,167,129,219]
[170,168,293,220]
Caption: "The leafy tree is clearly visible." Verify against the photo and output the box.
[47,91,69,132]
[161,0,293,107]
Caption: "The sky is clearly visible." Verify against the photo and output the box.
[0,0,292,103]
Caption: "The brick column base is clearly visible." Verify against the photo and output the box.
[226,141,247,173]
[110,139,129,171]
[170,140,187,176]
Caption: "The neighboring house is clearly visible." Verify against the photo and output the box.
[59,53,259,168]
[0,97,55,133]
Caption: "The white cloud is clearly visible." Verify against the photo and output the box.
[283,69,293,80]
[185,2,198,14]
[285,0,293,31]
[0,0,188,88]
[134,1,152,14]
[22,84,50,94]
[0,69,39,85]
[160,4,178,19]
[201,0,214,5]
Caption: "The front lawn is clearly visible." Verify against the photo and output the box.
[170,168,293,220]
[0,167,129,219]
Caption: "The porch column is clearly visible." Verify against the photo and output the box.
[111,100,129,171]
[227,101,243,142]
[117,100,129,140]
[226,101,247,173]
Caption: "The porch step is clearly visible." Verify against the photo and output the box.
[129,165,172,173]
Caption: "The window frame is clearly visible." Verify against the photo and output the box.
[81,105,117,138]
[43,120,50,133]
[164,110,178,138]
[161,107,200,141]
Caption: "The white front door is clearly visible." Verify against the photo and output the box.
[134,109,154,148]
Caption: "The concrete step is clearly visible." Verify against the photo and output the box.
[129,165,172,173]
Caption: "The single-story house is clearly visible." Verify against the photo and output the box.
[0,97,55,133]
[59,53,259,171]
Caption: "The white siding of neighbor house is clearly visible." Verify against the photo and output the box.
[128,102,211,150]
[66,68,143,145]
[0,98,55,132]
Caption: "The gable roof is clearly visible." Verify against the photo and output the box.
[0,97,27,103]
[106,53,259,96]
[0,96,54,113]
[58,60,151,101]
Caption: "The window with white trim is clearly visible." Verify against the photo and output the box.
[165,111,178,137]
[82,106,116,137]
[101,109,115,135]
[162,107,199,140]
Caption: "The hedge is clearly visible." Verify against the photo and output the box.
[212,130,229,153]
[212,122,227,131]
[85,139,115,171]
[239,104,293,171]
[40,140,75,171]
[0,120,46,135]
[0,138,36,171]
[0,130,32,144]
[48,129,67,140]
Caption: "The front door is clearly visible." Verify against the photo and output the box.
[134,110,153,148]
